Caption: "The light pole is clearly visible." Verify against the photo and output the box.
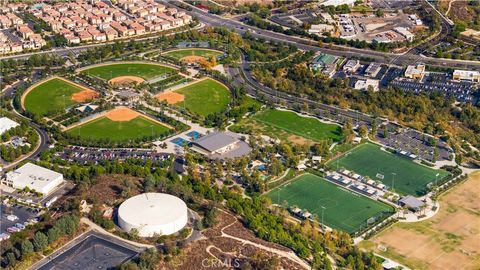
[435,172,440,188]
[321,206,326,230]
[391,172,396,191]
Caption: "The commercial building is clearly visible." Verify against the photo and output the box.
[310,53,337,71]
[320,0,356,7]
[118,193,188,237]
[354,79,379,91]
[308,24,334,34]
[2,163,64,195]
[0,117,19,135]
[343,59,360,73]
[404,64,426,80]
[191,132,251,159]
[394,27,414,42]
[364,62,382,77]
[453,70,480,82]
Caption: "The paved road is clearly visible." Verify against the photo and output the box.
[169,0,480,71]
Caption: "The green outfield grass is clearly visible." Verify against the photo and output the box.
[67,116,171,142]
[81,63,175,80]
[253,109,343,142]
[164,49,223,60]
[327,143,449,196]
[174,78,231,116]
[24,78,86,116]
[267,173,394,234]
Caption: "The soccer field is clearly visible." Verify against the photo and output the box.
[24,78,88,116]
[267,173,394,234]
[80,63,175,80]
[174,78,231,116]
[67,116,171,142]
[164,49,223,60]
[253,109,343,142]
[328,143,449,196]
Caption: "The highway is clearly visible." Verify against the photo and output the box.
[169,0,480,71]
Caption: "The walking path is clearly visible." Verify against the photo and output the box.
[81,217,154,248]
[217,209,311,269]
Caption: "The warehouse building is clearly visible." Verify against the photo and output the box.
[2,163,64,195]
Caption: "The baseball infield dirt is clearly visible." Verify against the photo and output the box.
[108,76,145,85]
[156,92,185,104]
[105,107,140,122]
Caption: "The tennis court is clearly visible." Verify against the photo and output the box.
[267,173,394,234]
[328,143,449,196]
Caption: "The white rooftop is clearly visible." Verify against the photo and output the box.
[0,117,19,135]
[118,193,187,228]
[6,163,63,193]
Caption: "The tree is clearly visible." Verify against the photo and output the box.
[21,239,34,256]
[47,227,60,244]
[6,252,16,267]
[33,232,49,252]
[382,125,388,138]
[358,125,368,138]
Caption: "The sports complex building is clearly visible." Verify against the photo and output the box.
[190,131,251,159]
[118,193,188,237]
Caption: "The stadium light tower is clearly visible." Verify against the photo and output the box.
[435,173,440,187]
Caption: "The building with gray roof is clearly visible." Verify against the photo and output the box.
[191,132,251,159]
[398,195,425,212]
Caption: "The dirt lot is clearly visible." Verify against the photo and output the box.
[71,89,100,102]
[158,210,307,270]
[83,174,142,206]
[359,171,480,270]
[105,107,141,122]
[156,92,185,104]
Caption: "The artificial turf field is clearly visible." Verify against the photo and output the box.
[164,49,223,60]
[253,109,343,142]
[66,116,171,142]
[174,78,231,116]
[80,63,175,80]
[328,143,449,196]
[24,78,85,116]
[267,173,394,233]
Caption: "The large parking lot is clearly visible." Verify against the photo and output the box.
[1,203,39,237]
[390,73,479,103]
[59,146,170,163]
[375,124,452,162]
[35,231,142,270]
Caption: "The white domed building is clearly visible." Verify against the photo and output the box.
[118,193,188,237]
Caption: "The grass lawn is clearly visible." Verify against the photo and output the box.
[174,78,231,116]
[164,49,223,60]
[67,116,171,142]
[267,173,394,234]
[327,143,449,196]
[253,109,343,142]
[24,78,84,116]
[81,63,175,80]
